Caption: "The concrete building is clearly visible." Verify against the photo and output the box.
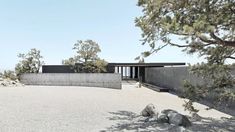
[42,62,185,83]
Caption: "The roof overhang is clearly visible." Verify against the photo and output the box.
[107,62,185,67]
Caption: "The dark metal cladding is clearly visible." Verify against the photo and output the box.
[42,65,75,73]
[42,62,185,73]
[107,62,185,67]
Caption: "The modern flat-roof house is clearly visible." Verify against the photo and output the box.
[42,62,185,83]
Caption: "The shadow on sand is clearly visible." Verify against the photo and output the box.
[101,110,235,132]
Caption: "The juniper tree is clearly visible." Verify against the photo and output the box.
[62,40,107,73]
[135,0,235,110]
[15,48,44,76]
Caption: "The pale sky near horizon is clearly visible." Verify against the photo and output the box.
[0,0,205,72]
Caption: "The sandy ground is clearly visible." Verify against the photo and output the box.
[0,82,234,132]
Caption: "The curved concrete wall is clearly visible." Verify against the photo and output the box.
[20,73,122,89]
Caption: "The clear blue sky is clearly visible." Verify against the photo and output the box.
[0,0,204,71]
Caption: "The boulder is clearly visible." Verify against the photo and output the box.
[145,115,158,122]
[161,109,191,127]
[141,107,192,128]
[161,109,178,115]
[168,112,191,127]
[157,113,169,123]
[141,104,159,117]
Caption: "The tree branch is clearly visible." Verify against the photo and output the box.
[199,36,217,44]
[151,44,168,53]
[210,32,235,47]
[226,56,235,60]
[168,41,190,47]
[229,6,235,14]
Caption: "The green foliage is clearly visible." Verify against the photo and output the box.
[73,40,101,63]
[182,80,205,101]
[81,59,108,73]
[62,57,77,65]
[182,100,199,113]
[187,63,235,105]
[136,0,235,56]
[136,0,235,111]
[63,40,107,73]
[1,70,17,80]
[182,63,235,112]
[15,48,44,76]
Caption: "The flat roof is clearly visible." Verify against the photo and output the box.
[108,63,185,67]
[43,62,186,67]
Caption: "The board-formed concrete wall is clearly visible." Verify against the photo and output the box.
[145,67,204,92]
[20,73,122,89]
[145,67,191,90]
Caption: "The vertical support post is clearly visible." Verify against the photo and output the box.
[125,67,127,79]
[134,66,138,79]
[130,66,133,79]
[117,66,119,73]
[139,67,145,83]
[121,66,123,79]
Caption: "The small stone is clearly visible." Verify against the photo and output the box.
[141,104,159,117]
[136,82,141,88]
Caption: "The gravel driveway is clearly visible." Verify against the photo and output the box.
[0,83,232,132]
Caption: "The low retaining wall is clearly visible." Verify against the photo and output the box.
[145,67,204,92]
[145,67,235,92]
[20,73,122,89]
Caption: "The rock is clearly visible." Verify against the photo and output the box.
[168,112,191,127]
[0,78,3,81]
[1,80,11,86]
[136,82,141,88]
[141,104,159,117]
[0,78,23,87]
[157,114,169,123]
[1,82,7,86]
[167,126,188,132]
[161,109,191,127]
[161,109,178,115]
[145,115,158,122]
[11,81,16,85]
